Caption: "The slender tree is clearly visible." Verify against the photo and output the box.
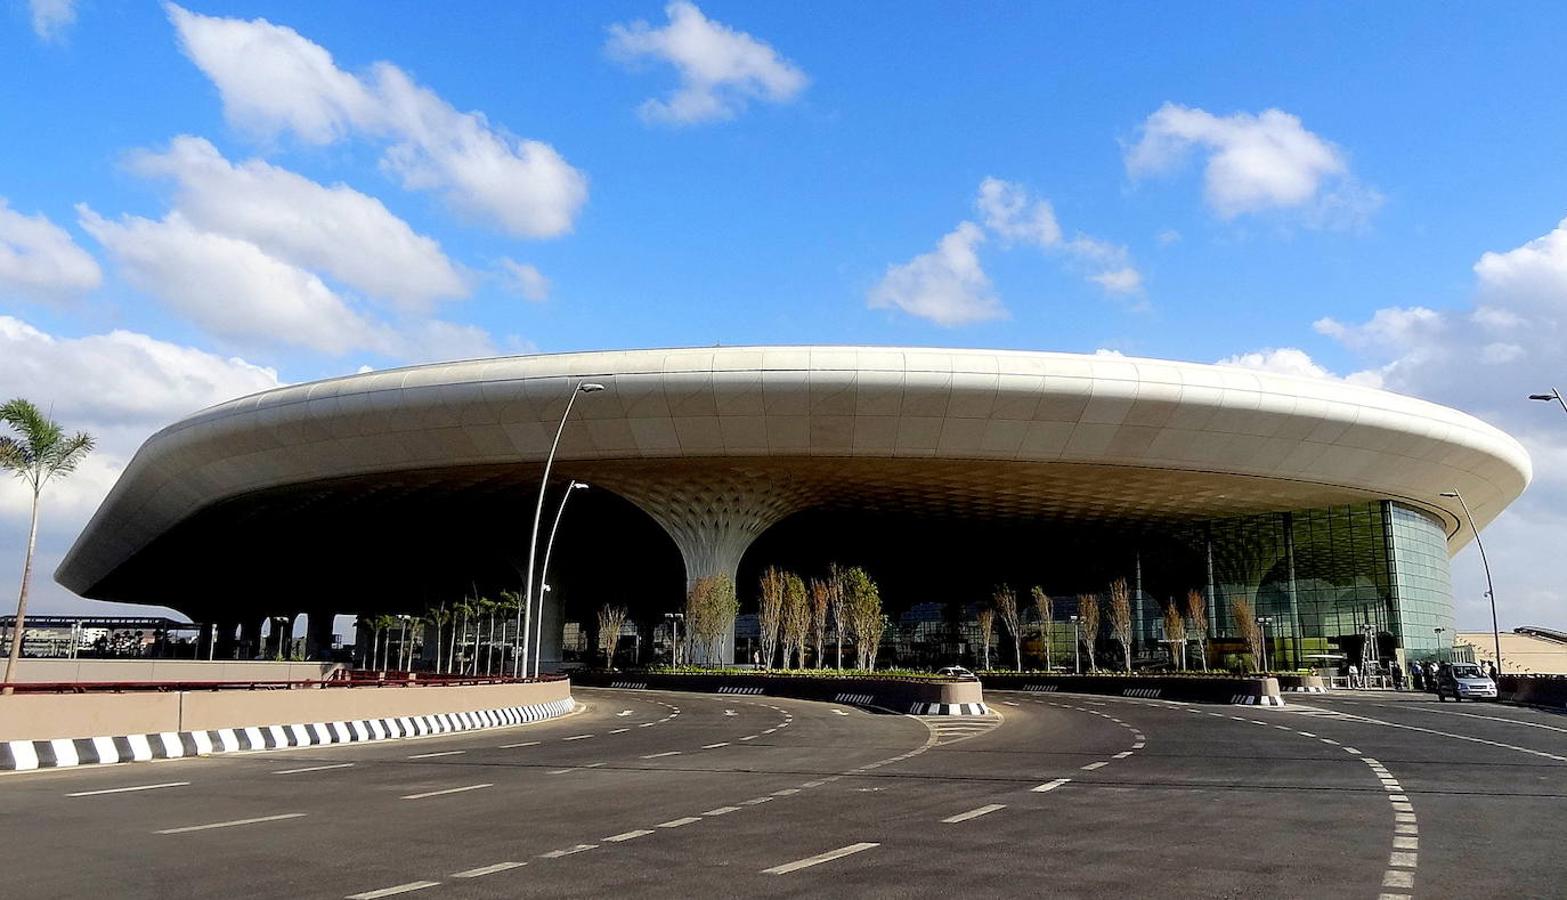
[686,575,738,665]
[994,585,1022,672]
[828,563,847,670]
[426,605,450,674]
[378,614,398,671]
[1031,587,1053,672]
[1232,596,1264,673]
[597,604,628,669]
[845,567,883,671]
[758,567,786,670]
[498,591,522,674]
[782,572,809,669]
[1163,600,1186,670]
[0,399,94,692]
[808,578,830,669]
[1108,578,1134,673]
[976,607,995,671]
[1184,588,1209,672]
[1076,593,1100,673]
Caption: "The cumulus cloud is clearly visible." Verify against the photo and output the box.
[78,206,391,355]
[166,4,587,238]
[500,259,551,302]
[607,1,807,124]
[128,136,466,312]
[868,222,1001,327]
[1091,268,1143,294]
[1125,102,1380,226]
[0,199,102,300]
[975,178,1143,296]
[28,0,76,42]
[1215,347,1336,381]
[1300,214,1567,627]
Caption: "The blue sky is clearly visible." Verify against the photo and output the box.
[3,1,1566,632]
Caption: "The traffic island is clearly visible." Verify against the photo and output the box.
[0,677,573,772]
[979,673,1285,706]
[573,671,987,715]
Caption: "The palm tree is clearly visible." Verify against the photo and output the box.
[1,399,94,692]
[497,591,522,675]
[475,597,498,675]
[425,605,450,673]
[377,614,398,671]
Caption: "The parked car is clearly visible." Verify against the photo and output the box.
[1436,662,1497,702]
[935,666,976,679]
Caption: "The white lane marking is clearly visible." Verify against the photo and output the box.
[762,729,777,734]
[609,728,630,734]
[540,844,597,859]
[562,734,594,742]
[603,829,654,842]
[68,781,189,797]
[725,709,738,716]
[658,816,702,828]
[274,763,355,775]
[1081,761,1108,771]
[155,813,306,834]
[451,862,525,878]
[1383,870,1414,889]
[499,741,539,749]
[1394,836,1419,850]
[401,784,493,800]
[1345,747,1362,754]
[739,735,757,741]
[345,881,440,898]
[1320,738,1340,745]
[1297,731,1316,737]
[547,768,577,775]
[1395,823,1419,835]
[1132,742,1146,749]
[801,780,826,788]
[772,788,800,796]
[407,750,466,759]
[617,710,633,717]
[639,722,656,728]
[1366,701,1567,735]
[1343,712,1567,762]
[942,803,1006,823]
[742,796,774,805]
[1032,778,1071,793]
[763,842,880,875]
[703,806,742,815]
[641,751,680,759]
[702,742,730,749]
[832,709,848,716]
[1389,851,1418,868]
[1113,751,1133,759]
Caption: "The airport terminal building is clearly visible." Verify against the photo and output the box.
[56,347,1530,671]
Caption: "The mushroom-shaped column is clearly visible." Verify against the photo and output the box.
[600,466,820,664]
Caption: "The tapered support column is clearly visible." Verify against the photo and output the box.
[240,617,263,659]
[306,610,336,661]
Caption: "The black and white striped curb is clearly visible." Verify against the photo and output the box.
[1231,694,1286,706]
[1122,687,1161,698]
[908,702,991,716]
[1285,686,1328,693]
[609,680,649,689]
[716,685,764,695]
[0,698,575,772]
[1022,684,1059,692]
[834,692,876,705]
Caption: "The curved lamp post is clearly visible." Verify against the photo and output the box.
[1528,388,1567,414]
[1439,489,1502,675]
[532,480,589,677]
[514,381,605,677]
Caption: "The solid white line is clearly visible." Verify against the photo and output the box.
[499,741,539,749]
[641,751,680,759]
[401,784,492,800]
[407,750,466,759]
[68,781,189,797]
[1032,778,1071,793]
[451,862,525,878]
[156,813,305,834]
[603,829,654,842]
[763,842,880,875]
[274,763,355,775]
[942,803,1006,823]
[658,816,702,828]
[345,881,440,899]
[1081,761,1107,771]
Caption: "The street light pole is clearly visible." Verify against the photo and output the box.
[532,481,589,678]
[1440,489,1502,675]
[514,381,605,678]
[1528,388,1567,415]
[1256,616,1273,672]
[1071,614,1081,674]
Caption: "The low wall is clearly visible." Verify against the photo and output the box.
[1498,675,1567,708]
[1276,674,1328,693]
[980,673,1282,705]
[574,672,984,713]
[6,659,345,684]
[0,680,571,742]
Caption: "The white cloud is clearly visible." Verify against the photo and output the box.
[975,177,1060,248]
[1308,214,1567,628]
[500,259,551,302]
[1215,347,1336,381]
[1156,228,1181,246]
[167,4,587,238]
[868,222,1002,327]
[78,205,391,355]
[1091,267,1143,294]
[0,315,280,617]
[28,0,76,42]
[1126,102,1380,225]
[129,136,466,312]
[606,1,807,124]
[0,199,102,300]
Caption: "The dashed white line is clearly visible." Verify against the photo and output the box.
[155,813,306,835]
[603,829,654,843]
[1080,761,1108,771]
[541,844,597,859]
[703,806,742,816]
[407,750,466,759]
[762,842,880,875]
[273,763,355,775]
[345,881,440,899]
[1112,751,1133,759]
[68,781,189,797]
[942,803,1006,823]
[609,728,629,734]
[658,816,702,828]
[562,734,594,742]
[640,751,681,759]
[702,742,730,749]
[401,784,492,800]
[1031,778,1071,793]
[741,796,774,805]
[451,862,525,878]
[498,741,539,749]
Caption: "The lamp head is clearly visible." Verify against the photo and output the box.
[1439,491,1459,499]
[570,481,589,490]
[579,382,606,393]
[1529,393,1556,401]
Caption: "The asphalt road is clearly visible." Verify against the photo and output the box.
[1,686,1562,899]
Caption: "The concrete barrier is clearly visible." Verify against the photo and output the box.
[574,672,987,715]
[1276,674,1329,693]
[1497,675,1567,709]
[979,673,1283,706]
[6,659,344,684]
[0,680,573,772]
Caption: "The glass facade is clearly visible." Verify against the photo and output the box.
[1387,503,1456,660]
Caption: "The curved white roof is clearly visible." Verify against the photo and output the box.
[56,346,1531,597]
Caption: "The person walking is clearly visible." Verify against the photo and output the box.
[1390,661,1404,691]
